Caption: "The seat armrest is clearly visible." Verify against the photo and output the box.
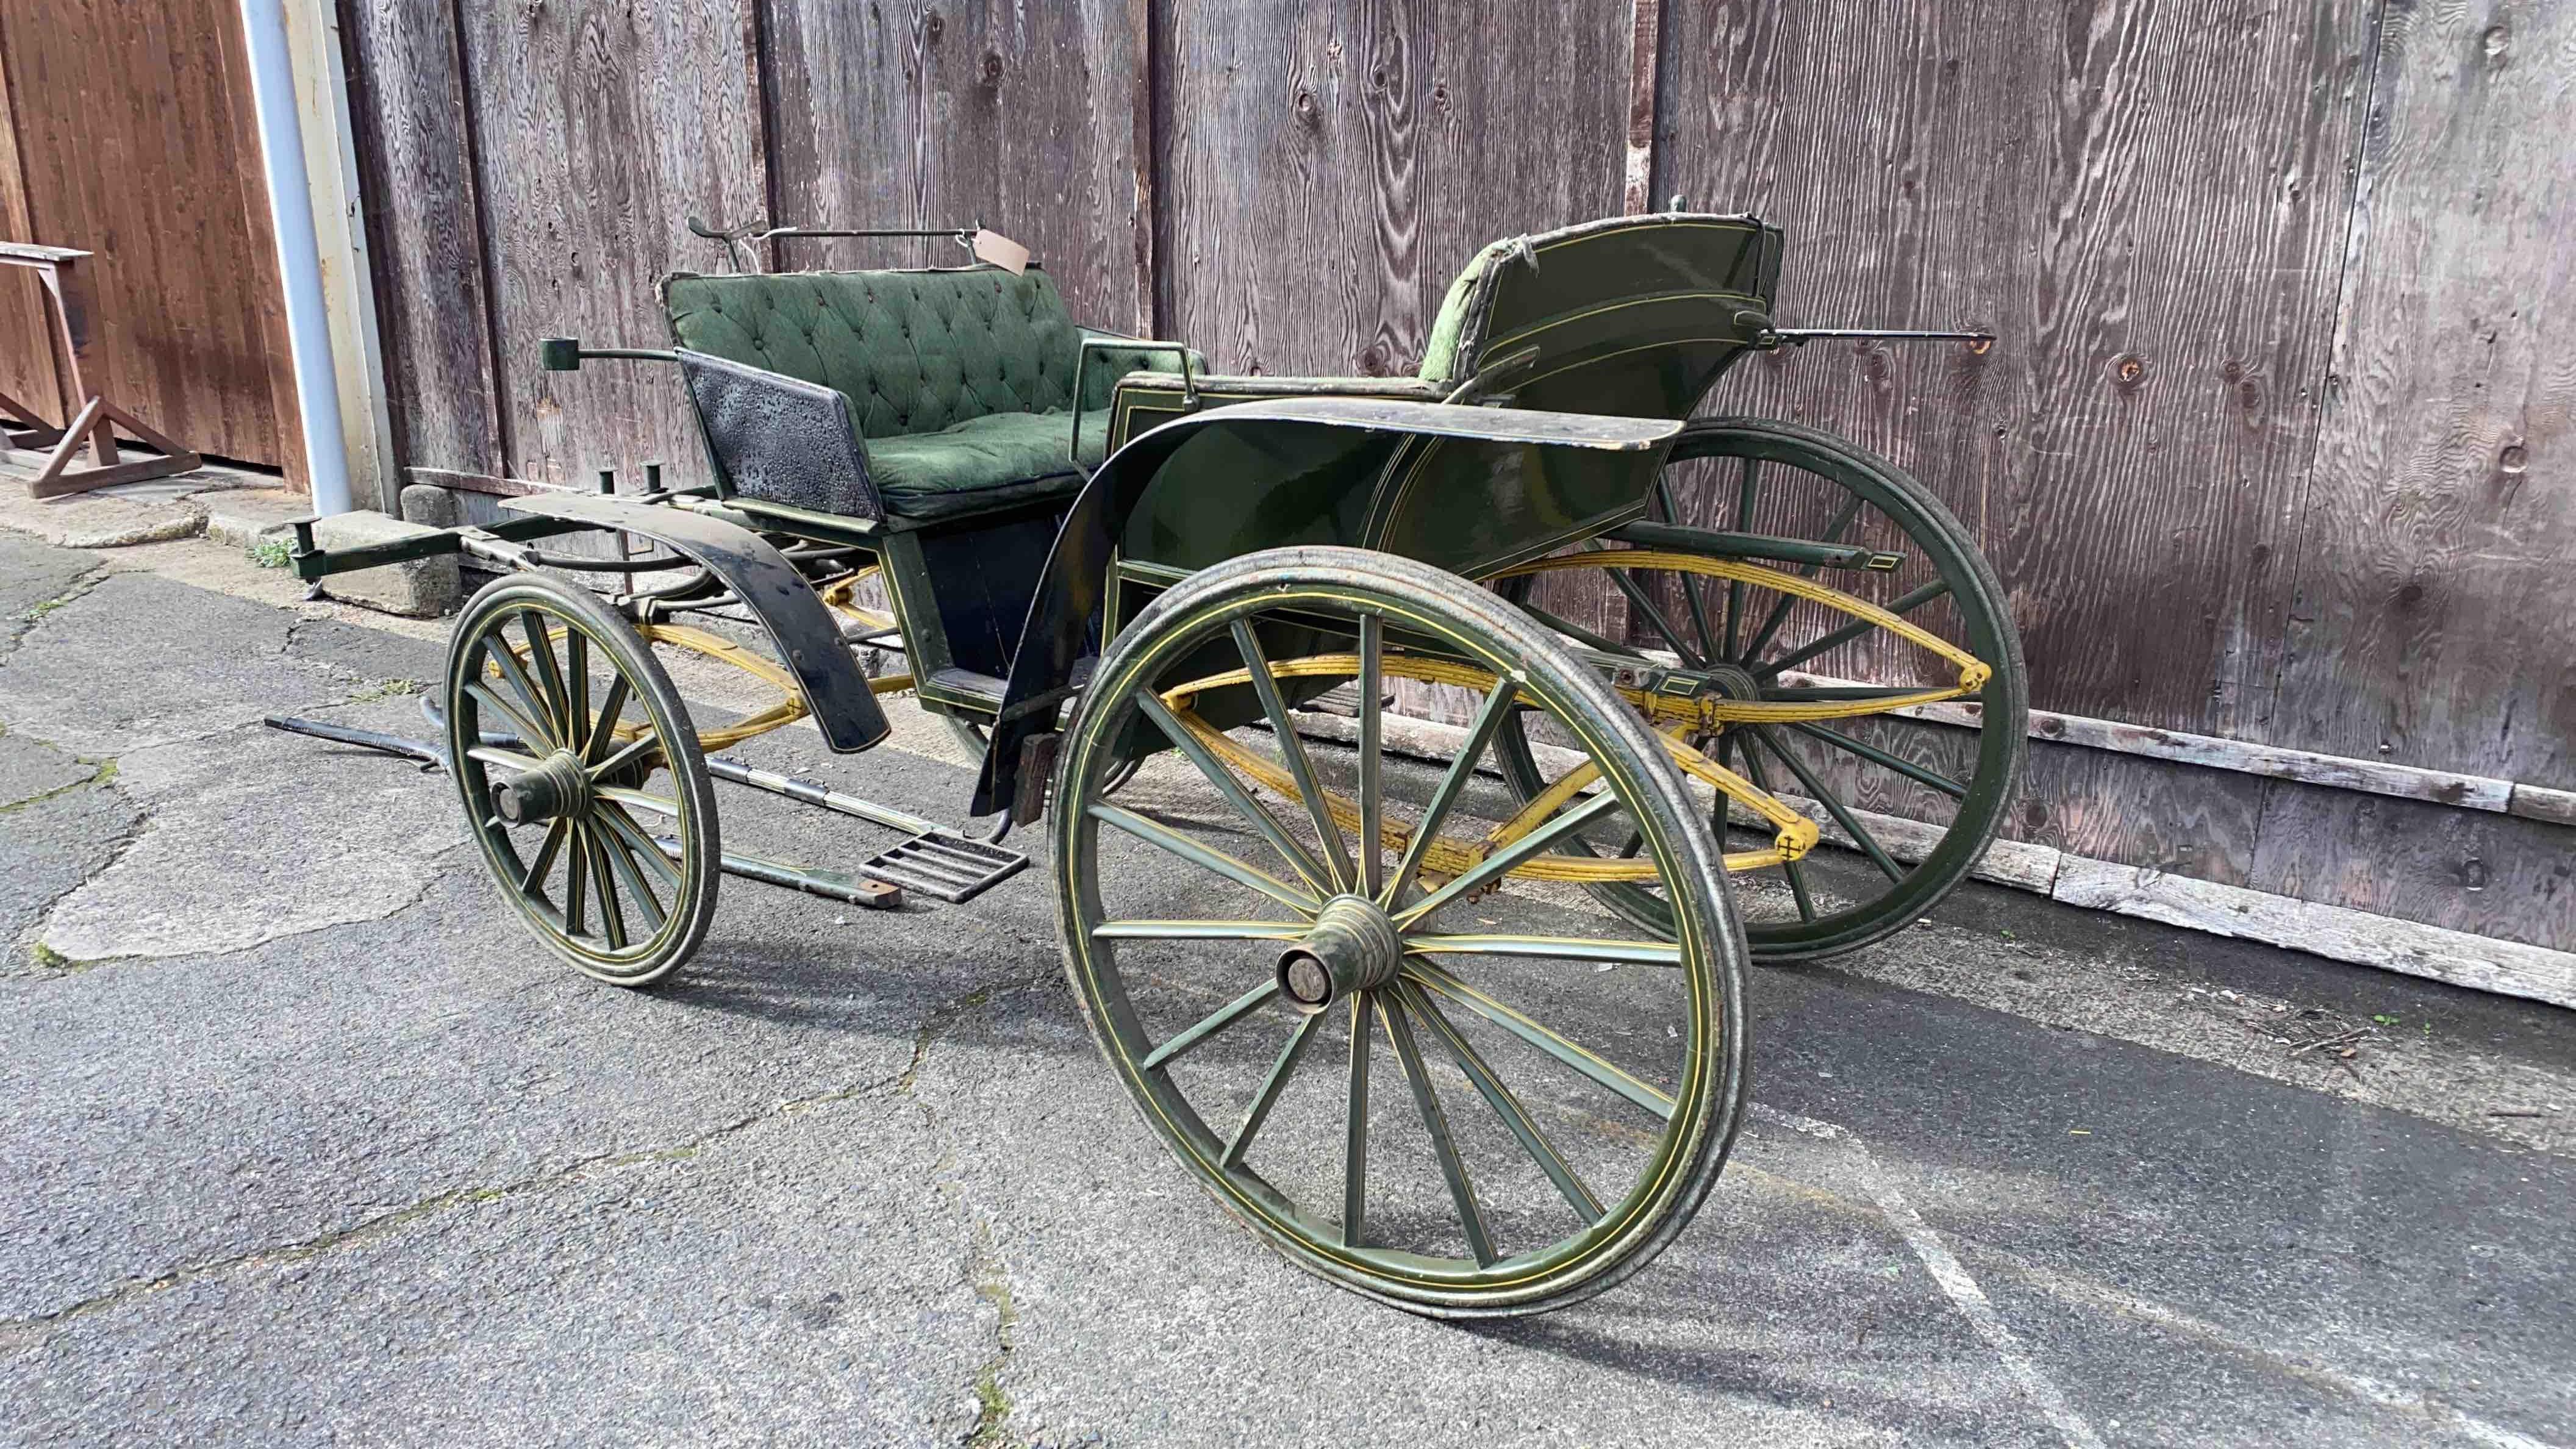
[676,349,883,521]
[1075,330,1208,411]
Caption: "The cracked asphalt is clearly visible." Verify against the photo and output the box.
[1,520,2571,1448]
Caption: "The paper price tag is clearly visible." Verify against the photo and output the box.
[972,229,1031,274]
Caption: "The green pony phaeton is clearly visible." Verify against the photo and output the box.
[288,212,2020,1317]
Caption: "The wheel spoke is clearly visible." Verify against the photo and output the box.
[1754,727,1903,883]
[565,631,592,756]
[462,680,549,755]
[1356,613,1384,898]
[1222,1011,1326,1170]
[1722,456,1762,659]
[583,822,628,950]
[1404,961,1674,1120]
[1395,790,1623,928]
[518,609,573,743]
[1735,734,1816,921]
[465,743,546,774]
[517,817,569,898]
[593,811,670,931]
[1092,803,1320,914]
[1519,599,1647,659]
[1737,494,1865,664]
[1399,979,1603,1225]
[589,730,663,783]
[590,800,683,891]
[1342,990,1372,1248]
[563,823,590,938]
[1655,476,1719,664]
[1384,681,1519,907]
[1132,690,1333,893]
[484,634,561,750]
[1404,934,1681,967]
[1090,919,1307,942]
[595,785,682,820]
[1755,579,1951,681]
[1379,992,1496,1267]
[1601,562,1703,668]
[1231,620,1353,893]
[1141,979,1283,1071]
[1790,719,1967,800]
[582,672,634,764]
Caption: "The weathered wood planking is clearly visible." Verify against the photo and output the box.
[0,36,64,427]
[454,0,769,487]
[762,0,1153,335]
[1658,0,2372,742]
[0,0,299,471]
[339,0,505,478]
[2270,0,2576,786]
[2244,779,2573,951]
[1158,0,1630,379]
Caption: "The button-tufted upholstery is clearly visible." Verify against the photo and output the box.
[664,265,1174,522]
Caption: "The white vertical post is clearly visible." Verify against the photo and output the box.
[239,0,353,515]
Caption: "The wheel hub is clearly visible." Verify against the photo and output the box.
[491,749,592,826]
[1276,895,1403,1015]
[1702,661,1762,702]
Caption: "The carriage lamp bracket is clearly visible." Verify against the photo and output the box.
[1071,337,1198,461]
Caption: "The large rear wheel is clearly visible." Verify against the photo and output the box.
[1495,416,2025,963]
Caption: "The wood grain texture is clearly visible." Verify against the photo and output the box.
[339,0,504,477]
[1159,0,1629,379]
[2246,777,2574,950]
[2270,0,2576,785]
[1658,0,2372,739]
[455,0,768,486]
[760,0,1152,334]
[0,0,297,468]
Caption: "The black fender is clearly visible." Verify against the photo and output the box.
[498,492,889,753]
[971,396,1678,814]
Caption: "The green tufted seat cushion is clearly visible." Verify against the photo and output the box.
[864,407,1111,522]
[663,264,1176,521]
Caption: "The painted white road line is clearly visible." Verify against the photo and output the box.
[1976,1245,2559,1449]
[1751,1102,2108,1449]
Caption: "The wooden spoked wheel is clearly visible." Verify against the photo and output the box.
[1054,546,1748,1318]
[1495,416,2026,962]
[445,572,720,987]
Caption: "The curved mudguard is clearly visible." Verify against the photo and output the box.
[498,492,890,753]
[970,396,1680,814]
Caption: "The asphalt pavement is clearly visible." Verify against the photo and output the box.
[1,521,2569,1448]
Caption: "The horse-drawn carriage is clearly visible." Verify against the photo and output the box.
[288,212,2022,1317]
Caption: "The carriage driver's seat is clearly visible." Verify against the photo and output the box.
[661,265,1198,526]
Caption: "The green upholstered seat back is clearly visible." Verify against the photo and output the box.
[1415,213,1783,420]
[663,266,1084,440]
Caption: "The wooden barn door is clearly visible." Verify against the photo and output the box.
[0,0,303,484]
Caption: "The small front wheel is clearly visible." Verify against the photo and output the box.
[1054,546,1748,1317]
[445,571,720,987]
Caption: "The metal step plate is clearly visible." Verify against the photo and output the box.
[857,831,1029,904]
